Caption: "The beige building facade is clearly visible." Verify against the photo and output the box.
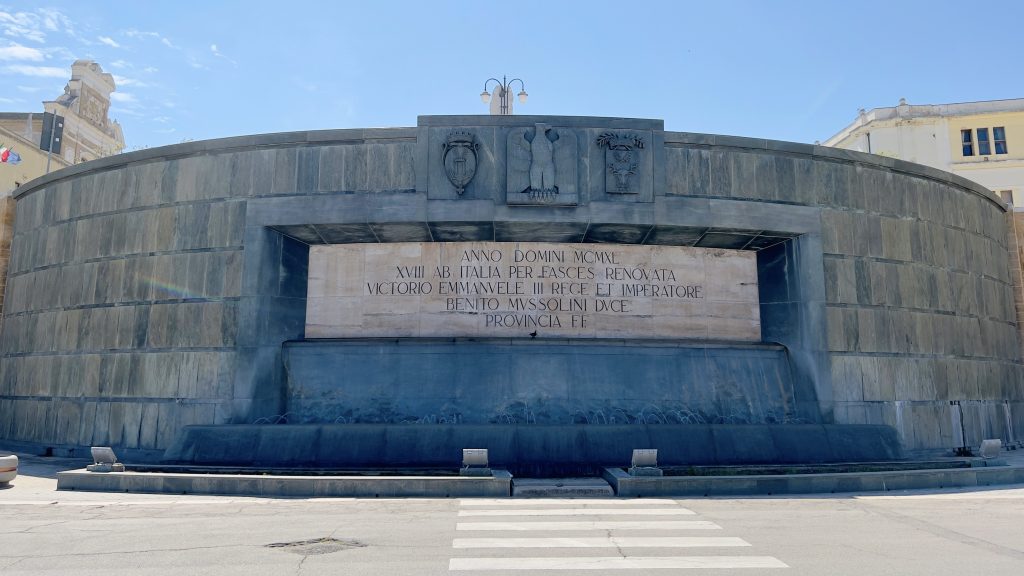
[0,113,72,195]
[0,60,125,198]
[824,98,1024,206]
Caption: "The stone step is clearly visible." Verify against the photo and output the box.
[512,477,614,498]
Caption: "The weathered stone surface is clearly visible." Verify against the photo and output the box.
[305,242,758,340]
[284,339,795,427]
[0,115,1019,460]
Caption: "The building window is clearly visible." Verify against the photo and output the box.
[1000,190,1013,206]
[994,127,1007,154]
[977,128,991,155]
[961,129,974,156]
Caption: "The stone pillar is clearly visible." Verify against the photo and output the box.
[1008,209,1024,361]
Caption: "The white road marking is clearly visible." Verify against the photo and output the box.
[459,498,680,506]
[456,520,721,531]
[459,507,694,517]
[451,498,786,570]
[452,536,751,548]
[449,556,788,570]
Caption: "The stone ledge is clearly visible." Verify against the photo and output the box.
[14,118,999,213]
[56,468,512,498]
[602,464,1024,497]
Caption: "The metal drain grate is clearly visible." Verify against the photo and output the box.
[265,537,365,555]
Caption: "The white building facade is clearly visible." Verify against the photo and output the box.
[824,98,1024,206]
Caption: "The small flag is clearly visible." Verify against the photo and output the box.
[0,145,21,165]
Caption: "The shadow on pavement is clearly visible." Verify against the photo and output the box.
[0,449,91,481]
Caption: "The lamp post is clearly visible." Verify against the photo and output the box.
[480,76,528,115]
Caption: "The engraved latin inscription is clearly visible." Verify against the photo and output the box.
[306,242,759,340]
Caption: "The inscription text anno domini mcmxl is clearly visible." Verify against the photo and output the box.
[306,242,760,340]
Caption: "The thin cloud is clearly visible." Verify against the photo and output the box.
[110,92,136,103]
[42,45,75,60]
[210,43,237,66]
[4,64,67,77]
[110,107,143,117]
[112,74,152,88]
[16,85,42,92]
[38,8,74,37]
[124,29,154,39]
[0,8,74,43]
[0,10,45,42]
[125,28,178,50]
[0,42,44,61]
[97,36,120,48]
[110,59,130,69]
[142,66,158,73]
[0,96,23,104]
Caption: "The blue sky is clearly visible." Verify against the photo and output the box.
[2,1,1022,150]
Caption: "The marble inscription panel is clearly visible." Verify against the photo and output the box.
[306,242,760,340]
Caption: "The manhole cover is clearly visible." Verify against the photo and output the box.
[265,537,365,555]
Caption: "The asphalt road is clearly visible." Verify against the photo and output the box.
[1,454,1023,575]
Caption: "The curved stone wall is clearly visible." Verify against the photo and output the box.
[0,115,1020,457]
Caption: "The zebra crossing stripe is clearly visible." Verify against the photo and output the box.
[458,507,695,517]
[452,536,751,548]
[456,520,721,531]
[459,498,680,506]
[449,556,788,570]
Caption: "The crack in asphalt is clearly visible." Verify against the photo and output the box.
[607,528,627,559]
[9,517,98,534]
[0,557,26,571]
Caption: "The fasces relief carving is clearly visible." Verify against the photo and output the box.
[306,242,759,340]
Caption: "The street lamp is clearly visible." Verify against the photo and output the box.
[480,76,527,115]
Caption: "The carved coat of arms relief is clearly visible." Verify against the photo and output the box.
[441,131,479,195]
[596,132,645,194]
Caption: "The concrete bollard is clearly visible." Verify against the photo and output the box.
[0,454,17,485]
[87,447,125,473]
[460,448,492,477]
[980,439,1002,459]
[629,448,663,477]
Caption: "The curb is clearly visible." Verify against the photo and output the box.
[56,468,512,498]
[602,464,1024,497]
